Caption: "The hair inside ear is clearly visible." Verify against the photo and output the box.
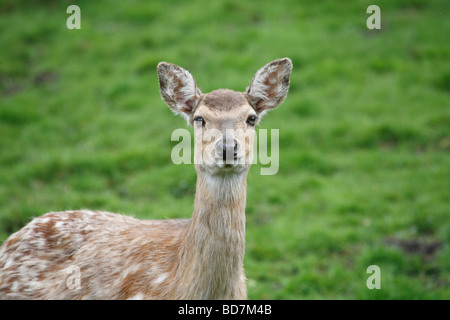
[157,62,202,120]
[247,58,292,113]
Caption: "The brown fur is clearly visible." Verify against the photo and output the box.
[200,89,248,112]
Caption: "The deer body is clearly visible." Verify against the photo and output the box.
[0,58,292,299]
[0,174,246,299]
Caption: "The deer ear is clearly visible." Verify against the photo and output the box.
[246,58,292,115]
[157,62,202,122]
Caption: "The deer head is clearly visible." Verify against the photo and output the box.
[157,58,292,176]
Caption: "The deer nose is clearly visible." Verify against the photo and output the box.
[217,140,238,161]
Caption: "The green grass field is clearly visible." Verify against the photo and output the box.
[0,0,449,299]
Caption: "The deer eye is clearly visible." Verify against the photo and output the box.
[246,115,257,126]
[193,116,205,126]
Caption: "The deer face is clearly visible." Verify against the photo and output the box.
[157,58,292,175]
[190,89,256,175]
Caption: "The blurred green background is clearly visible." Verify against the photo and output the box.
[0,0,449,299]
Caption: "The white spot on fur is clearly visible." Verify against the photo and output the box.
[80,209,95,216]
[11,281,19,292]
[153,273,168,286]
[55,221,64,229]
[4,258,14,269]
[39,217,50,224]
[127,293,144,300]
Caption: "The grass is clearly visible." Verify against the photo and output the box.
[0,0,449,299]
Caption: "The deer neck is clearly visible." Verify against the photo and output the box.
[177,169,247,299]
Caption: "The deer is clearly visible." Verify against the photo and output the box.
[0,58,292,299]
